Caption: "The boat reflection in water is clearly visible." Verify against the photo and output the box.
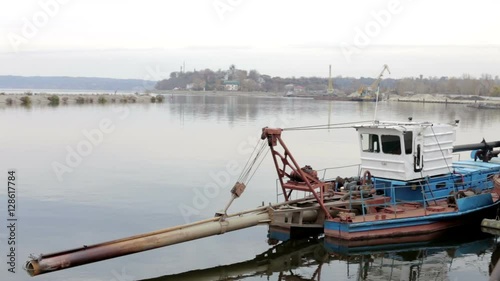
[141,228,500,281]
[482,226,500,280]
[325,233,495,281]
[140,237,327,281]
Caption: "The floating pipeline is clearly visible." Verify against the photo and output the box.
[25,210,271,276]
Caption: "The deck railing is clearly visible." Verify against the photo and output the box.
[347,175,497,221]
[274,164,361,203]
[316,164,362,181]
[274,164,498,220]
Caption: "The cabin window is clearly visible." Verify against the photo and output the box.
[381,135,401,155]
[361,134,380,153]
[404,132,413,155]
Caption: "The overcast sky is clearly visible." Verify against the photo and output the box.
[1,0,499,80]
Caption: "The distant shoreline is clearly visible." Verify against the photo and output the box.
[0,91,284,108]
[1,91,499,108]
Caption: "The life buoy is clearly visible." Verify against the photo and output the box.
[362,170,372,186]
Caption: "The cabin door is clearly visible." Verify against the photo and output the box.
[414,133,424,172]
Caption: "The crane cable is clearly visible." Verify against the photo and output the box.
[218,138,269,218]
[282,120,372,131]
[238,140,268,184]
[237,138,261,182]
[218,120,371,218]
[238,120,370,185]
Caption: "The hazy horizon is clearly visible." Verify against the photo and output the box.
[1,0,500,80]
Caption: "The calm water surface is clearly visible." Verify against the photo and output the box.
[1,95,499,281]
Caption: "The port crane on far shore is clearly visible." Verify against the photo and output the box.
[358,64,391,97]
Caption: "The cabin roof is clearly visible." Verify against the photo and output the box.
[354,121,454,132]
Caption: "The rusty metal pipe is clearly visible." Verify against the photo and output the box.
[25,192,333,277]
[25,210,270,276]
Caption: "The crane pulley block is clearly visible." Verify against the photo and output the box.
[231,182,246,197]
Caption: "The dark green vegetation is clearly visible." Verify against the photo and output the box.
[47,95,60,106]
[20,96,31,106]
[156,95,164,103]
[151,95,164,103]
[98,96,107,104]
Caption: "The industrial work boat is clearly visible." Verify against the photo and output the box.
[26,119,500,276]
[262,119,500,246]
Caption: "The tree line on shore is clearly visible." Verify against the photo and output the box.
[155,66,500,96]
